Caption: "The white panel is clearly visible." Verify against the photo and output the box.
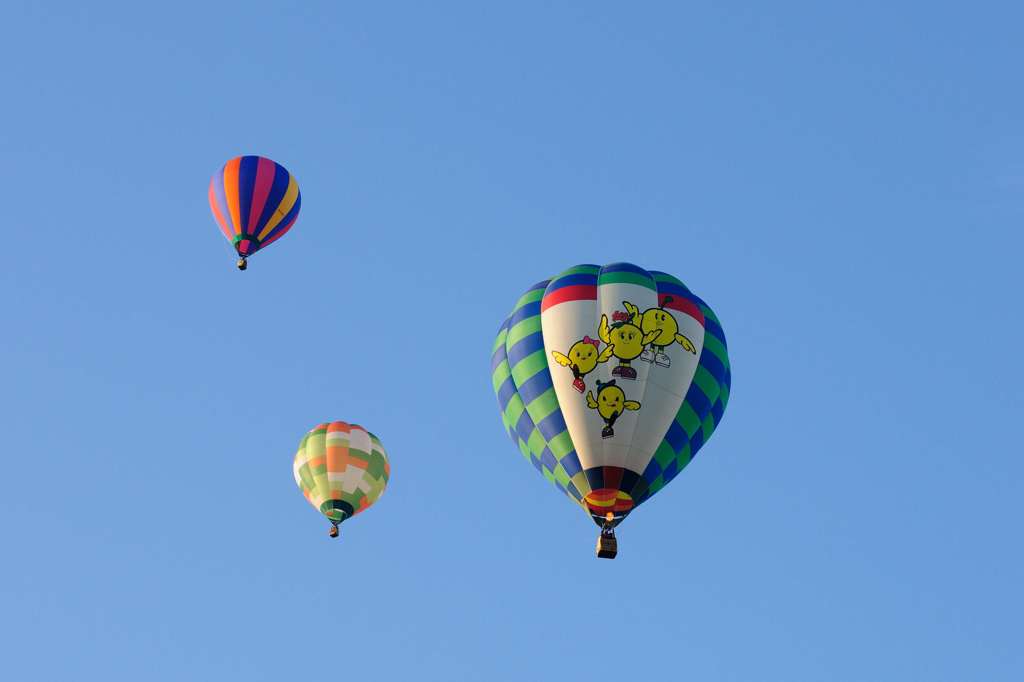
[592,281,663,472]
[348,427,372,455]
[540,298,605,472]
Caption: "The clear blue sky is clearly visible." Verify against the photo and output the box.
[3,2,1022,680]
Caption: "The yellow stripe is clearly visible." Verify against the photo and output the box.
[257,176,299,240]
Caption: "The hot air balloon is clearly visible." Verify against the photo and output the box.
[293,422,390,538]
[208,155,301,270]
[491,263,731,558]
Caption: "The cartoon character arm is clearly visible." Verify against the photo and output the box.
[597,345,615,363]
[598,314,611,344]
[623,301,640,324]
[675,333,697,354]
[642,330,660,346]
[551,350,573,367]
[586,391,598,409]
[624,400,641,411]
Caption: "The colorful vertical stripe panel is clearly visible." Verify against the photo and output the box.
[209,155,301,257]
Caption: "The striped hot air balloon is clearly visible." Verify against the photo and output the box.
[491,263,731,558]
[293,422,391,539]
[208,155,301,270]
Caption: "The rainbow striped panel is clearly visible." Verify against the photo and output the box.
[209,155,301,258]
[293,421,390,526]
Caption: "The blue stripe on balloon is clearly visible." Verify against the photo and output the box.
[527,280,550,293]
[536,409,567,442]
[700,346,727,382]
[664,419,688,452]
[236,156,259,236]
[544,272,599,292]
[509,301,541,328]
[560,454,582,477]
[496,375,517,411]
[684,381,712,420]
[541,447,558,473]
[517,371,553,406]
[655,280,696,300]
[254,161,291,235]
[506,331,545,368]
[263,191,301,245]
[704,315,727,346]
[689,426,705,454]
[642,457,661,481]
[514,409,534,443]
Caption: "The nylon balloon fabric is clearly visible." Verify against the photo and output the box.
[293,422,390,526]
[491,263,730,527]
[208,155,301,258]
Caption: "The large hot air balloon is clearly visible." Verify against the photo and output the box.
[208,155,301,270]
[293,422,390,538]
[491,263,731,558]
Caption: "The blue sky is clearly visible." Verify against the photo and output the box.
[2,2,1022,680]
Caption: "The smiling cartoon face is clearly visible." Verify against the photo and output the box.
[568,340,600,374]
[641,307,679,346]
[610,323,645,360]
[596,383,627,420]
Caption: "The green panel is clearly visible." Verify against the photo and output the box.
[547,431,575,459]
[692,365,721,404]
[654,441,676,469]
[598,271,657,289]
[702,333,729,367]
[523,387,559,420]
[676,401,702,438]
[510,350,548,386]
[507,316,542,347]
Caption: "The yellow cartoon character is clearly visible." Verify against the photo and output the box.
[551,336,612,394]
[624,297,697,368]
[598,307,658,380]
[586,379,641,439]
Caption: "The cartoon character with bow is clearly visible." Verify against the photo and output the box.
[551,336,613,393]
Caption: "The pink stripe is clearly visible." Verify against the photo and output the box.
[246,157,276,234]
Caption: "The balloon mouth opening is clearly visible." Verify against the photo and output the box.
[585,488,634,527]
[232,234,262,257]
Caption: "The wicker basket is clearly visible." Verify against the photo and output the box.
[596,533,618,559]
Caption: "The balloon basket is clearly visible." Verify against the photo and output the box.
[328,525,339,538]
[596,530,618,559]
[236,257,248,271]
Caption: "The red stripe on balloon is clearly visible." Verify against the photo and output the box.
[246,157,276,234]
[541,284,597,312]
[661,295,705,326]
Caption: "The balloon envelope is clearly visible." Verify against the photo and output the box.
[491,263,730,527]
[208,155,300,259]
[293,422,390,527]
